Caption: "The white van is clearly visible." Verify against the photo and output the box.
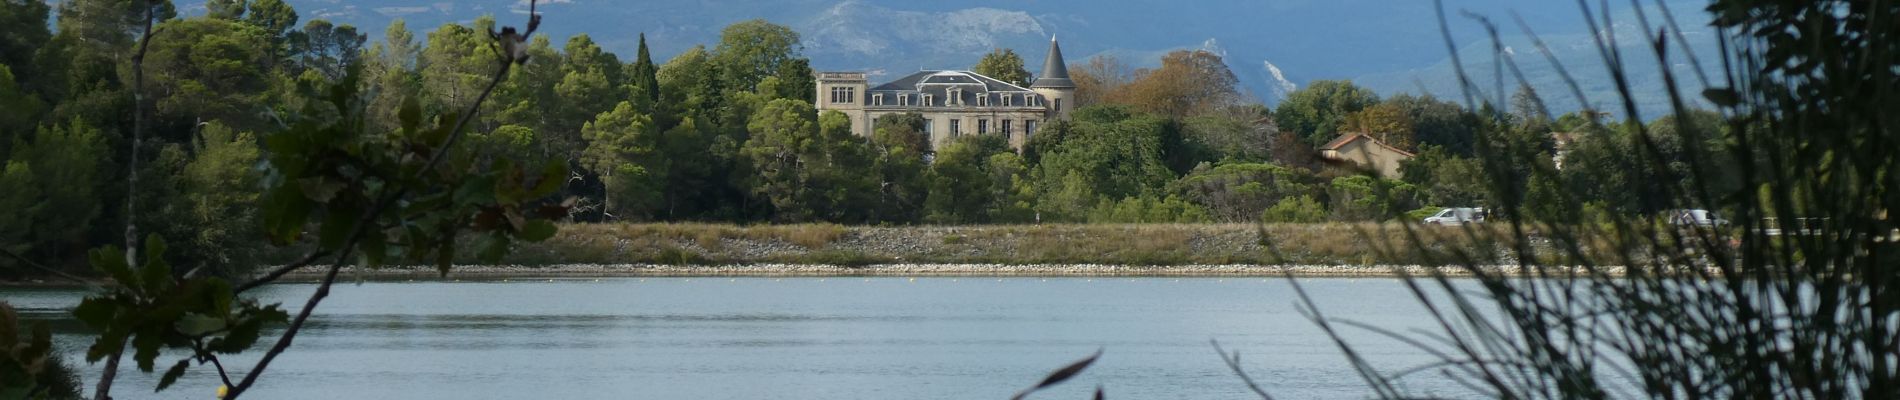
[1423,207,1486,226]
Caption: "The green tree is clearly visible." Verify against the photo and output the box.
[0,0,52,82]
[580,102,665,220]
[1030,106,1178,219]
[712,19,802,93]
[550,34,626,162]
[924,134,1013,223]
[627,33,661,114]
[144,17,276,131]
[0,66,47,155]
[288,19,365,82]
[1325,175,1421,221]
[1385,94,1478,156]
[1086,196,1210,223]
[972,48,1032,87]
[1398,146,1487,207]
[361,19,424,134]
[740,101,875,222]
[1274,80,1380,146]
[486,34,562,158]
[868,113,930,222]
[420,19,495,112]
[241,0,298,40]
[770,57,815,102]
[1172,162,1319,222]
[0,119,108,270]
[145,123,264,276]
[1261,195,1326,223]
[1183,105,1272,162]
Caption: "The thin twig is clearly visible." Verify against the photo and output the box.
[233,249,331,294]
[0,248,95,285]
[1210,339,1275,400]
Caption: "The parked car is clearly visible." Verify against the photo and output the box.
[1664,209,1728,226]
[1423,207,1486,226]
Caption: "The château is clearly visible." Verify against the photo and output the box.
[814,37,1076,151]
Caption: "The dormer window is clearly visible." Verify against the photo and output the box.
[898,94,909,106]
[977,94,989,107]
[923,94,934,106]
[1028,95,1041,107]
[872,94,884,106]
[1003,94,1014,107]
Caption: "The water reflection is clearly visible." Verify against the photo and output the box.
[15,277,1484,399]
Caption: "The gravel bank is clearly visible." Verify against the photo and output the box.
[275,263,1631,280]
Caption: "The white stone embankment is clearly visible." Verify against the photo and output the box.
[274,263,1633,280]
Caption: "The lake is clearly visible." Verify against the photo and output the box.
[8,277,1492,399]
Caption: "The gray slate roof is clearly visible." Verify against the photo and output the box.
[1031,38,1074,89]
[866,71,1043,108]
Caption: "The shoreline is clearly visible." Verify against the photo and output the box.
[265,263,1630,281]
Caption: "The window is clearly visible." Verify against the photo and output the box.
[1001,120,1012,136]
[923,119,932,134]
[872,94,883,106]
[923,94,933,107]
[978,119,989,134]
[899,94,909,106]
[978,94,989,107]
[830,87,856,104]
[1025,120,1037,138]
[950,119,961,136]
[1053,98,1062,113]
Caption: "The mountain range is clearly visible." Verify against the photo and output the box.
[194,0,1722,116]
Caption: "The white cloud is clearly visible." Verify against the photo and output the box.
[373,6,430,17]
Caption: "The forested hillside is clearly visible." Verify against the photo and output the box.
[0,0,1733,278]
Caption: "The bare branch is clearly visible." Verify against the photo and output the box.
[0,248,95,286]
[222,3,535,392]
[1210,339,1275,400]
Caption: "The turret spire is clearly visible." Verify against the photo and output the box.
[1031,36,1074,89]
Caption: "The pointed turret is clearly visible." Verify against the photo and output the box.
[1031,36,1074,89]
[1031,36,1077,120]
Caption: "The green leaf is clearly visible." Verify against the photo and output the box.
[319,211,359,250]
[139,235,174,294]
[455,174,499,206]
[518,219,558,242]
[157,358,189,391]
[133,329,162,372]
[361,233,388,268]
[72,298,116,328]
[175,314,226,336]
[530,161,569,197]
[298,177,346,203]
[89,246,135,287]
[477,234,509,264]
[398,95,422,133]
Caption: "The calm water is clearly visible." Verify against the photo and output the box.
[7,277,1493,399]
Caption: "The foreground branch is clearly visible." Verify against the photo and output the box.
[95,2,161,398]
[222,59,516,400]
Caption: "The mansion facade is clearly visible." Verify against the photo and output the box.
[814,38,1077,151]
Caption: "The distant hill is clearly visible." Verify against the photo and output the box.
[227,0,1717,114]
